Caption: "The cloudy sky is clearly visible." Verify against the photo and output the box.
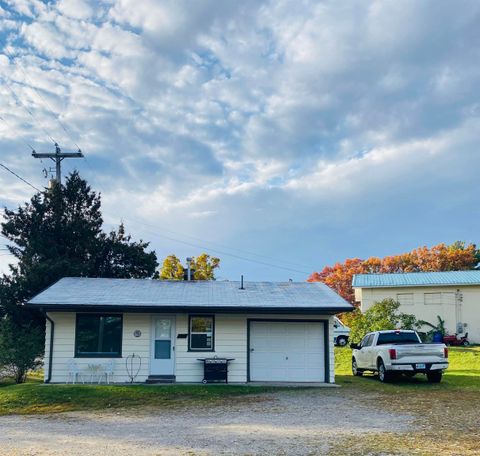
[0,0,479,281]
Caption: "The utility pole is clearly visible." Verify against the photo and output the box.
[32,143,83,185]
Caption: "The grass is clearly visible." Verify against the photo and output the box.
[0,382,280,416]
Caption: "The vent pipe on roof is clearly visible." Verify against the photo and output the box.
[186,257,193,281]
[240,275,245,290]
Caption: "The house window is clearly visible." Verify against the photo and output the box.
[424,293,442,305]
[75,314,123,358]
[397,293,414,306]
[189,315,214,351]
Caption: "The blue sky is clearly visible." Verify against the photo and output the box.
[0,0,479,281]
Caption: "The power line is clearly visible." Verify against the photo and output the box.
[1,52,311,275]
[123,217,311,275]
[0,114,36,152]
[79,156,313,275]
[3,79,56,144]
[3,47,80,150]
[131,219,314,270]
[0,162,42,192]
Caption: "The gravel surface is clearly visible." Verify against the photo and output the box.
[0,389,412,456]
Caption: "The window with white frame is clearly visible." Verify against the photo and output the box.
[424,293,442,305]
[397,293,414,306]
[188,315,214,351]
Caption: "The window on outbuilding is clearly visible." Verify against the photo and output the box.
[397,293,414,306]
[424,293,442,305]
[75,314,123,358]
[189,315,214,351]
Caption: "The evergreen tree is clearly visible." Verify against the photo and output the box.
[0,172,158,381]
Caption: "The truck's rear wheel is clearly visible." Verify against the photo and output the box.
[426,371,443,383]
[377,360,392,383]
[352,358,363,376]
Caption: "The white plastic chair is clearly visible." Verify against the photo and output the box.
[67,359,83,384]
[99,360,115,384]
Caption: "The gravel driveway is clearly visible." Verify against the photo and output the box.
[0,388,412,456]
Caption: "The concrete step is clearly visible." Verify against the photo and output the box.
[146,375,175,384]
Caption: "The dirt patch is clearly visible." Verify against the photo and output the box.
[0,389,412,456]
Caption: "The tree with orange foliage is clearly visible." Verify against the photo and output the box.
[308,242,479,305]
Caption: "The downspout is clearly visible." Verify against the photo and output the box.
[44,311,54,383]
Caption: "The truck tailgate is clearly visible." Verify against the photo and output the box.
[395,344,446,362]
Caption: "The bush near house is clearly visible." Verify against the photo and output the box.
[343,298,418,343]
[0,319,44,384]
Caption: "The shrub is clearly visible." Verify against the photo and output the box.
[344,298,419,343]
[0,318,44,383]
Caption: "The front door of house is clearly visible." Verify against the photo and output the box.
[150,316,175,375]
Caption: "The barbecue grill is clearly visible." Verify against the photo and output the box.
[197,357,235,384]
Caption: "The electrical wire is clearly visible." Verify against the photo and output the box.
[0,114,36,152]
[3,80,56,144]
[0,162,42,192]
[122,217,311,275]
[4,47,80,150]
[2,49,313,276]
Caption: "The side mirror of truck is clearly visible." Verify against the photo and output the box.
[350,343,360,350]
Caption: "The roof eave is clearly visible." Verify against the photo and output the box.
[27,303,354,314]
[352,282,479,289]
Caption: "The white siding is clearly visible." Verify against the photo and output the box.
[46,312,151,383]
[357,285,480,343]
[45,312,336,384]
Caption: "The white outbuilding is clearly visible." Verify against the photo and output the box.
[353,270,480,343]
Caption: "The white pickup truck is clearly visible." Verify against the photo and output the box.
[350,330,449,383]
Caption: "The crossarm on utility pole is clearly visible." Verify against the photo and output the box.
[31,143,84,185]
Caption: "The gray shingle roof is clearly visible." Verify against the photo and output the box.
[352,270,480,288]
[27,277,353,312]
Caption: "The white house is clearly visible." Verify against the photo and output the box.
[27,277,353,384]
[352,270,480,343]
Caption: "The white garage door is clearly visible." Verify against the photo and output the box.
[249,321,325,382]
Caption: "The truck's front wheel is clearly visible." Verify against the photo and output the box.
[377,360,392,383]
[426,371,443,383]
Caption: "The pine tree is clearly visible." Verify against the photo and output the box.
[0,172,158,381]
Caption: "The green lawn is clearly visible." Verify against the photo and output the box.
[0,382,281,416]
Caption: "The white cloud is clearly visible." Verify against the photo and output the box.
[57,0,93,20]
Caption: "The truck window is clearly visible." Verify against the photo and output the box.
[361,334,374,347]
[377,332,420,345]
[360,335,369,347]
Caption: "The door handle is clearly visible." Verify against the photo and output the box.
[250,348,254,352]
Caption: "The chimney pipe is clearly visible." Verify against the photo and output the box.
[240,275,245,290]
[186,257,193,281]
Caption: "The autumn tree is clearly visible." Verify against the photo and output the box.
[157,253,220,280]
[308,242,479,305]
[191,253,220,280]
[159,255,185,280]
